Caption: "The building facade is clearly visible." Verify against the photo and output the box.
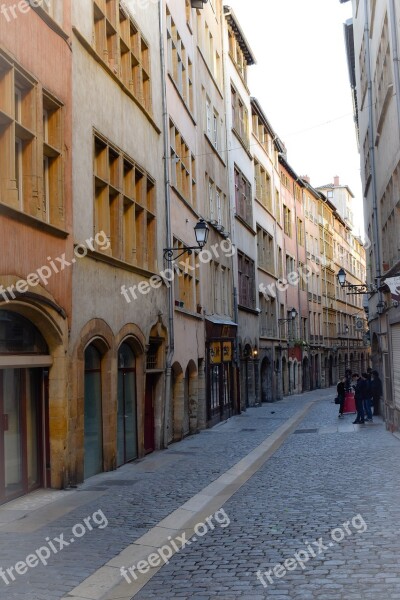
[342,0,400,427]
[0,1,73,503]
[0,0,371,504]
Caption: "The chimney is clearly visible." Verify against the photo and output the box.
[333,175,340,186]
[301,175,310,184]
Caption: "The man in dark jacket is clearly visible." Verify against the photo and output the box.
[362,372,373,422]
[352,373,367,424]
[370,370,383,416]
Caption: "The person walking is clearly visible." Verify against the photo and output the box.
[362,372,373,422]
[352,373,366,424]
[337,376,346,418]
[370,370,383,416]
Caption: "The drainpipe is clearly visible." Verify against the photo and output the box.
[159,0,174,449]
[221,8,241,411]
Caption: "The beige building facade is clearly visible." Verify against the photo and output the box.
[343,0,400,426]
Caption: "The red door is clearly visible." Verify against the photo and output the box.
[144,377,155,454]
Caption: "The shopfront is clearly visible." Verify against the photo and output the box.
[0,311,51,504]
[205,317,237,427]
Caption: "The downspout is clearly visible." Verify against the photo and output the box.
[293,178,303,393]
[159,0,174,449]
[221,7,241,410]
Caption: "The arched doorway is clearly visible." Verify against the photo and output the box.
[117,343,137,467]
[282,357,288,395]
[186,361,198,434]
[0,311,50,504]
[84,344,103,479]
[302,357,310,392]
[329,355,333,386]
[261,357,273,402]
[171,362,184,443]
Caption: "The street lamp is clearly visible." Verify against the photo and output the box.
[278,307,298,324]
[164,218,209,262]
[190,0,208,7]
[336,268,376,295]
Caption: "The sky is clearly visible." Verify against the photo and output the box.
[227,0,364,229]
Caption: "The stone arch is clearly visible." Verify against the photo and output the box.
[261,356,273,403]
[171,362,184,443]
[282,356,288,396]
[186,359,198,435]
[0,300,69,490]
[72,318,115,484]
[303,356,310,392]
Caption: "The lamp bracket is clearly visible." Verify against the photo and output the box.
[163,247,200,263]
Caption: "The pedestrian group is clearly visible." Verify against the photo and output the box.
[336,368,382,424]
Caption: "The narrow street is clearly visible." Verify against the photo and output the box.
[1,387,400,599]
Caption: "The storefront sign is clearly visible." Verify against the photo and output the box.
[210,342,222,364]
[222,341,232,362]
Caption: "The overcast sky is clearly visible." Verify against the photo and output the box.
[227,0,363,229]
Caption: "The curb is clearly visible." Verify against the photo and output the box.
[62,398,317,600]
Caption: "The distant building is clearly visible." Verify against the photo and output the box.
[317,176,354,229]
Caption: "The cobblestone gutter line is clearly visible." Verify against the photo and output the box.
[62,398,318,600]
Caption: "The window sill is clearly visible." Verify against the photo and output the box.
[229,56,251,95]
[231,127,252,160]
[234,214,256,236]
[31,6,70,42]
[196,47,224,99]
[238,304,259,315]
[174,306,204,320]
[257,265,277,279]
[0,202,69,238]
[73,26,161,135]
[204,133,226,166]
[167,73,196,126]
[88,249,158,278]
[170,184,199,218]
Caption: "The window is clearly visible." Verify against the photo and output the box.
[93,132,156,269]
[93,1,152,113]
[254,160,272,212]
[207,174,227,228]
[275,190,280,223]
[283,205,292,237]
[257,226,275,274]
[211,261,232,315]
[167,9,194,113]
[238,251,256,309]
[173,238,200,312]
[234,166,252,225]
[170,120,196,207]
[231,85,249,146]
[0,51,64,226]
[185,0,192,30]
[228,24,248,82]
[297,218,304,246]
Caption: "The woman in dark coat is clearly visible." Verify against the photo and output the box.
[337,376,346,418]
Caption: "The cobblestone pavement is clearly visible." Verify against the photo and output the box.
[134,398,400,600]
[0,388,327,600]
